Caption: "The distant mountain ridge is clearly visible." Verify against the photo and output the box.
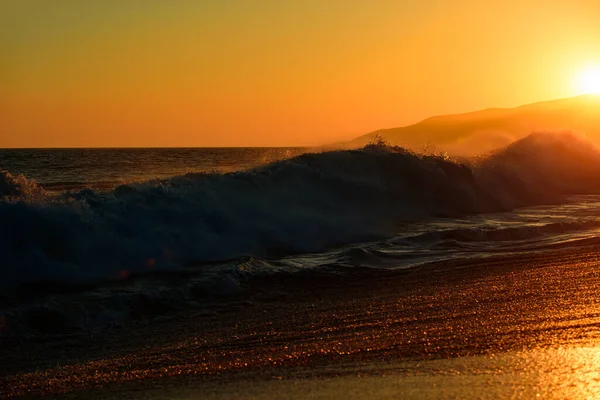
[347,95,600,156]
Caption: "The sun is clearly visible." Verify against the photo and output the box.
[575,65,600,95]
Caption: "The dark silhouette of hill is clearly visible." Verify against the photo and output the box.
[347,95,600,156]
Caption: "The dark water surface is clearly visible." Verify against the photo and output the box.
[0,147,306,192]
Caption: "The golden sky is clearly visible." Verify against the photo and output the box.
[2,0,600,147]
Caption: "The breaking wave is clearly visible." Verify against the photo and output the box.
[2,132,600,291]
[0,170,45,203]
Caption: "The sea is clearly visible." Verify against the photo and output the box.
[0,147,306,194]
[2,133,600,334]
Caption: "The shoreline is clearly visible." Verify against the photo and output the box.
[3,248,600,397]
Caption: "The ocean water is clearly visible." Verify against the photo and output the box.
[0,147,306,193]
[3,132,600,334]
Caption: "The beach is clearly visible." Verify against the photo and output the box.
[4,247,600,398]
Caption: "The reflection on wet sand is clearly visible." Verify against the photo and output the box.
[45,345,600,399]
[169,345,600,400]
[517,346,600,399]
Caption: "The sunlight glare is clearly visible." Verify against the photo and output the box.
[576,65,600,95]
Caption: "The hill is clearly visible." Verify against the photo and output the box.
[346,95,600,156]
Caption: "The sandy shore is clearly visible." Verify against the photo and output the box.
[3,248,600,398]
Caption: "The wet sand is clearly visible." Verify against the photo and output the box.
[3,248,600,398]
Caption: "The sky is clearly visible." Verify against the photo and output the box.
[2,0,600,147]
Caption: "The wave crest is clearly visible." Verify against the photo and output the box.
[0,170,45,202]
[2,132,600,290]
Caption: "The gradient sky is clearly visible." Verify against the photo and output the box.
[2,0,600,147]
